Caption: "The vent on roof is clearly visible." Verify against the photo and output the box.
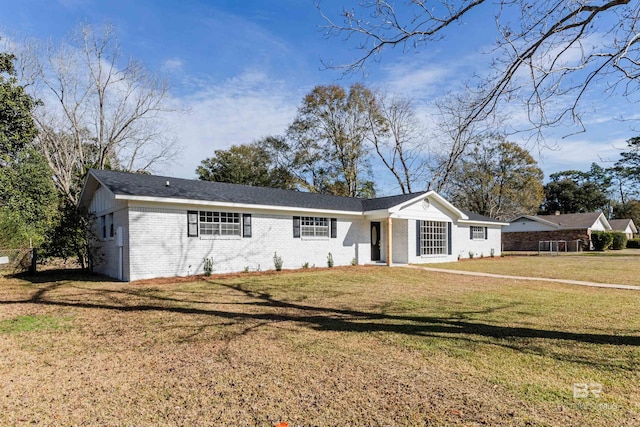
[165,180,170,187]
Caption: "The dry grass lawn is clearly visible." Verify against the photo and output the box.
[426,252,640,286]
[1,265,639,426]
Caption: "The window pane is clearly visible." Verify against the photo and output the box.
[420,221,447,255]
[199,211,241,236]
[300,216,329,237]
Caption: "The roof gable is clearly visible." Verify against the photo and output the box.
[610,219,638,233]
[509,212,610,230]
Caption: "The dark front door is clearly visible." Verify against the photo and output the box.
[371,222,381,261]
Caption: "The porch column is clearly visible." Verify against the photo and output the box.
[386,217,393,266]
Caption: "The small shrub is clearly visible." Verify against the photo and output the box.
[351,257,357,266]
[302,262,309,269]
[490,248,495,258]
[327,252,334,268]
[243,266,250,273]
[273,252,283,271]
[627,238,640,249]
[468,251,474,259]
[480,252,484,258]
[203,257,214,276]
[611,232,628,250]
[591,231,614,251]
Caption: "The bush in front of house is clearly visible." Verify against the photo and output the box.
[611,232,628,250]
[591,231,614,251]
[627,238,640,249]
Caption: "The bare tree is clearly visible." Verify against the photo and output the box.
[319,1,639,133]
[287,83,377,197]
[28,24,179,202]
[365,90,429,193]
[428,92,493,192]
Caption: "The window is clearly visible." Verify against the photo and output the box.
[419,220,448,255]
[300,216,329,237]
[107,213,114,238]
[100,215,106,239]
[470,226,486,240]
[199,211,241,236]
[187,211,198,237]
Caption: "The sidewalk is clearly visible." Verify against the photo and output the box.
[402,265,640,291]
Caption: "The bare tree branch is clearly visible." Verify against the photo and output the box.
[320,1,639,133]
[20,24,181,202]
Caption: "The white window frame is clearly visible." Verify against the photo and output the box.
[471,226,485,240]
[419,220,448,255]
[300,216,329,238]
[199,211,241,237]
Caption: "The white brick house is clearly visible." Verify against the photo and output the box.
[79,169,507,281]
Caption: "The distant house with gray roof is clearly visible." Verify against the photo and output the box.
[79,169,507,281]
[609,219,638,239]
[502,212,611,251]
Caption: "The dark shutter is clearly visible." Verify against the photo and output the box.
[484,227,488,240]
[448,222,452,255]
[469,226,473,240]
[243,214,252,238]
[330,218,337,238]
[416,220,422,256]
[187,211,198,237]
[293,216,300,238]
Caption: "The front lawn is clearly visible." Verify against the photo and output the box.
[425,253,640,286]
[1,267,638,425]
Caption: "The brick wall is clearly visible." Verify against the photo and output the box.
[502,229,590,251]
[126,206,370,281]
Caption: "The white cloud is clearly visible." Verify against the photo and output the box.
[532,137,624,178]
[161,58,184,74]
[162,69,300,179]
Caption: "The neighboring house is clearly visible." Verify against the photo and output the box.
[502,212,612,251]
[609,219,638,240]
[79,169,507,281]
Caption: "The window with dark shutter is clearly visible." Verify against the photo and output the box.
[187,211,198,237]
[484,227,488,240]
[243,214,252,238]
[293,216,300,238]
[330,218,337,238]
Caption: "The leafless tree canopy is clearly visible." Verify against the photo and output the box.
[25,24,179,202]
[365,90,430,193]
[319,1,640,132]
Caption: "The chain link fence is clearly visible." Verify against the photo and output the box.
[0,248,36,274]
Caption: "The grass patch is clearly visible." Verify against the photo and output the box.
[424,254,640,285]
[0,314,69,334]
[0,267,638,425]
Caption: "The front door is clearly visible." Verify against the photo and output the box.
[371,222,381,261]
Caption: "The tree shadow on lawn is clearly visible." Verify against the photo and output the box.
[1,277,638,369]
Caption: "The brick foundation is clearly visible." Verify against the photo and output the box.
[502,230,590,251]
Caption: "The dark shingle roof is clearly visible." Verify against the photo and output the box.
[89,169,366,211]
[361,192,427,211]
[609,219,634,231]
[535,212,604,229]
[461,210,508,224]
[86,169,500,224]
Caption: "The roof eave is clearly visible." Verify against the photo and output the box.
[117,194,365,216]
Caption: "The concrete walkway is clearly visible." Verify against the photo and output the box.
[401,265,640,291]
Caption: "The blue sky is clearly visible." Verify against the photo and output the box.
[1,0,633,195]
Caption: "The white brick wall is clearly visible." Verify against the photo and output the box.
[126,206,370,281]
[88,192,505,281]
